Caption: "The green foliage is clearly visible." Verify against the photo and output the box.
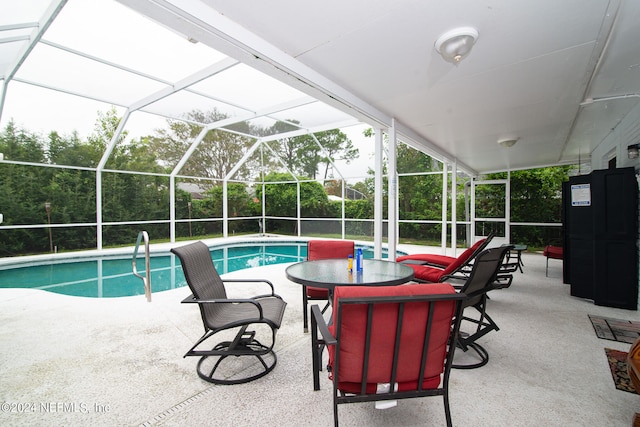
[507,167,571,222]
[0,112,574,255]
[254,172,331,218]
[267,125,357,180]
[0,112,171,254]
[484,166,571,246]
[1,120,46,163]
[147,108,256,180]
[344,199,373,219]
[315,129,358,180]
[199,182,253,218]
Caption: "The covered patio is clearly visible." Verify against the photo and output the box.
[2,0,639,257]
[2,1,640,426]
[1,240,639,426]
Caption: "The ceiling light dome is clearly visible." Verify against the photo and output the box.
[435,27,479,64]
[498,137,519,148]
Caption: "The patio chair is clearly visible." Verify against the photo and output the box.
[398,234,497,283]
[171,241,287,384]
[453,245,512,369]
[302,240,355,333]
[543,245,563,277]
[396,233,494,269]
[310,282,466,427]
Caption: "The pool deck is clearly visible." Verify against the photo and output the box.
[1,240,640,426]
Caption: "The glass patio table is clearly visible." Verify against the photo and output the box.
[285,258,415,291]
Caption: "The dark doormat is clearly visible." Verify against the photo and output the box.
[604,348,637,394]
[589,315,640,344]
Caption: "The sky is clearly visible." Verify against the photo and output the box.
[0,0,376,180]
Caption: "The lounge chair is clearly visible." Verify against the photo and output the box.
[310,282,466,426]
[171,241,287,384]
[399,242,493,284]
[302,240,355,333]
[396,233,494,269]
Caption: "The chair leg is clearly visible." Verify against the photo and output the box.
[311,307,321,390]
[443,391,453,427]
[187,326,278,384]
[303,286,309,333]
[452,341,489,369]
[304,289,330,333]
[333,390,339,427]
[310,304,332,389]
[545,257,549,277]
[453,301,498,369]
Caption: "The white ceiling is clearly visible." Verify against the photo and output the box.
[2,0,639,176]
[126,0,640,175]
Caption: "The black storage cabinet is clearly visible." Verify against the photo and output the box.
[562,167,638,310]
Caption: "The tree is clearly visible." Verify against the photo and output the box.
[264,120,309,175]
[0,109,179,254]
[267,124,357,180]
[0,120,46,163]
[0,123,51,254]
[148,109,256,182]
[315,129,358,180]
[482,166,572,246]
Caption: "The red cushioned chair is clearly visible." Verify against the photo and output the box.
[310,283,466,427]
[401,244,484,283]
[396,233,493,269]
[398,234,497,283]
[302,240,355,332]
[543,245,563,277]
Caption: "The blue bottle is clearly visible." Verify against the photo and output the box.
[356,248,363,272]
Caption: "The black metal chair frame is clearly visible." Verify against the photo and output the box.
[311,291,466,427]
[172,241,287,385]
[302,286,331,333]
[444,236,519,286]
[453,245,513,369]
[302,240,355,333]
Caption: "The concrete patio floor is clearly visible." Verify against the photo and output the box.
[1,245,639,426]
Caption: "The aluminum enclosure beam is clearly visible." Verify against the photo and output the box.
[116,0,477,177]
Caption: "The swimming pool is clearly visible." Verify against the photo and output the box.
[0,241,400,298]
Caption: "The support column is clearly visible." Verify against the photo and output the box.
[374,128,384,259]
[170,176,176,242]
[96,170,102,250]
[388,120,398,259]
[451,161,458,256]
[441,163,448,254]
[297,181,301,237]
[223,180,228,238]
[506,170,511,244]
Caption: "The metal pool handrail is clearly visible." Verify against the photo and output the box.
[132,231,151,302]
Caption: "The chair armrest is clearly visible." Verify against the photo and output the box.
[222,278,276,294]
[181,294,265,318]
[311,304,336,345]
[492,274,513,289]
[181,294,197,303]
[311,304,335,391]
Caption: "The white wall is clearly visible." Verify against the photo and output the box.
[590,102,640,308]
[591,102,640,171]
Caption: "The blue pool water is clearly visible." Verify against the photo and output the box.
[0,242,397,298]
